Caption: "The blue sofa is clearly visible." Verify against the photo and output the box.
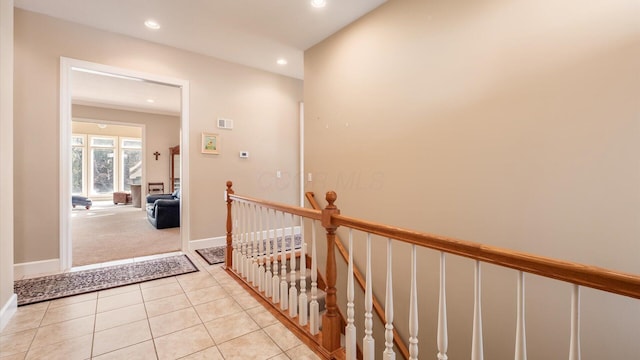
[146,190,180,229]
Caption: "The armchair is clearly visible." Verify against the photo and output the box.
[146,190,180,229]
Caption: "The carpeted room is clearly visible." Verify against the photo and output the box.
[71,200,181,267]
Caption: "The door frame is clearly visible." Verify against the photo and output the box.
[59,57,190,270]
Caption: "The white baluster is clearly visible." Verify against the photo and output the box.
[272,209,280,304]
[280,211,289,310]
[363,233,375,360]
[232,202,238,272]
[251,205,260,287]
[236,201,242,274]
[244,202,251,279]
[383,238,396,360]
[257,206,265,292]
[436,252,447,360]
[240,202,247,277]
[569,285,581,360]
[252,204,260,286]
[234,203,241,272]
[410,245,419,360]
[248,204,254,280]
[309,220,320,335]
[515,271,527,360]
[299,240,308,326]
[289,213,298,318]
[248,204,254,284]
[346,229,356,360]
[471,261,484,360]
[264,208,272,298]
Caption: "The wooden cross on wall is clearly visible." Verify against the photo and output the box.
[153,151,161,160]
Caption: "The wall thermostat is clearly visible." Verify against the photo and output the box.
[239,151,249,158]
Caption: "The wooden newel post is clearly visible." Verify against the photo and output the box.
[225,181,234,269]
[322,191,341,352]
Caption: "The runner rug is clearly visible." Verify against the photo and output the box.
[14,254,198,306]
[196,234,302,265]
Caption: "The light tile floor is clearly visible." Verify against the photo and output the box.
[1,251,321,360]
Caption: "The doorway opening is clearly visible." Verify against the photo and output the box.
[60,58,190,270]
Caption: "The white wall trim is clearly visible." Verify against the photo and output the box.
[299,101,304,208]
[0,0,15,329]
[189,236,227,251]
[0,293,17,332]
[60,58,72,270]
[189,226,303,252]
[13,258,60,280]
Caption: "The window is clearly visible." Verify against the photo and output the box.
[71,135,86,195]
[89,136,116,196]
[73,131,142,198]
[121,138,142,191]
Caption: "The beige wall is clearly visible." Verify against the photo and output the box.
[305,0,639,358]
[72,105,180,194]
[72,119,143,138]
[0,0,15,323]
[14,9,302,263]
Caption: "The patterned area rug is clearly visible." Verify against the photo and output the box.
[14,254,198,306]
[196,234,302,265]
[195,246,226,265]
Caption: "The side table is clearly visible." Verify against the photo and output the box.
[130,185,142,208]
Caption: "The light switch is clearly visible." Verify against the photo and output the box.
[276,170,282,178]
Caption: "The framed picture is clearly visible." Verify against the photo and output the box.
[201,132,220,154]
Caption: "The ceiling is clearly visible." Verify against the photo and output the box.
[70,68,183,116]
[16,0,386,114]
[14,0,387,80]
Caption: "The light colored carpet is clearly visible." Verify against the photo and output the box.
[71,201,181,267]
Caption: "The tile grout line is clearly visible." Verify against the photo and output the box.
[141,276,162,360]
[7,257,316,360]
[90,293,98,359]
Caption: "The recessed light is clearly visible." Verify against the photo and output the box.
[144,19,161,30]
[277,58,288,65]
[146,98,155,103]
[310,0,326,8]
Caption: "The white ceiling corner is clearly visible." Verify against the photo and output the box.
[15,0,387,114]
[14,0,387,80]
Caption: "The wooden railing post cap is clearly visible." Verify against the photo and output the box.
[322,191,340,229]
[326,191,337,208]
[226,181,234,197]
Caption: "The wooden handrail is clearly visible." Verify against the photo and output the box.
[306,192,410,360]
[230,193,322,220]
[231,187,640,299]
[331,213,640,300]
[226,182,640,359]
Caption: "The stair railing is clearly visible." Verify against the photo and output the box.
[226,181,342,358]
[225,181,640,360]
[306,191,411,360]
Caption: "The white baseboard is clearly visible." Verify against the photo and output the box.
[188,226,302,252]
[13,258,60,280]
[189,236,226,251]
[266,225,301,238]
[0,294,17,332]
